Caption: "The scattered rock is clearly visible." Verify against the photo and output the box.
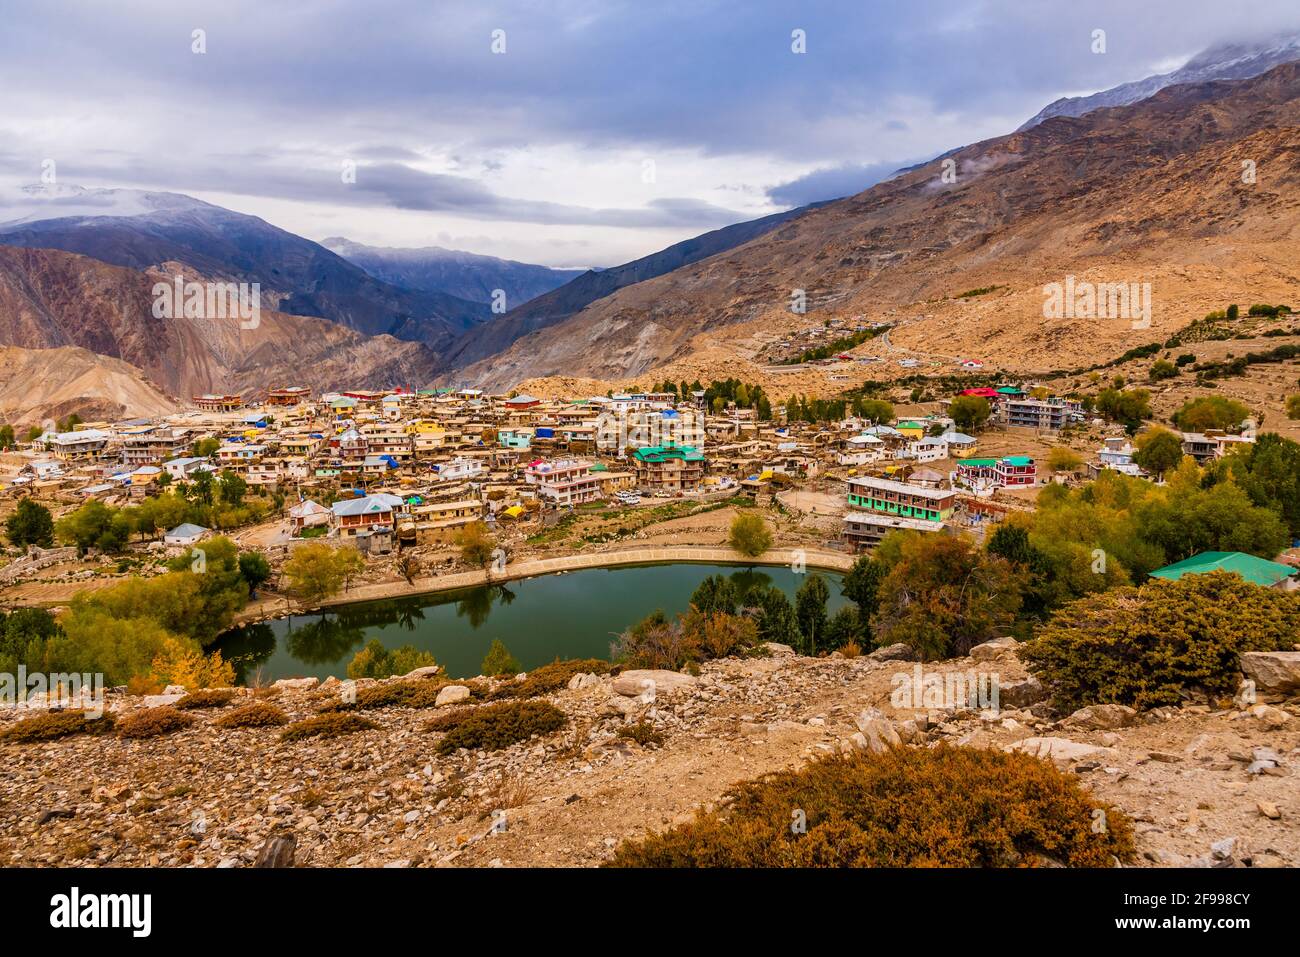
[998,675,1047,709]
[869,642,915,662]
[1005,737,1105,762]
[435,685,471,707]
[271,677,319,692]
[1239,652,1300,695]
[403,666,442,680]
[763,642,795,657]
[1257,801,1282,820]
[253,833,296,868]
[969,636,1018,663]
[1063,704,1137,731]
[612,670,697,697]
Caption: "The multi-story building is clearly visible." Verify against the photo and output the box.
[193,393,244,412]
[330,492,405,537]
[596,408,705,454]
[631,444,706,493]
[37,429,111,461]
[1088,437,1143,477]
[846,474,956,523]
[525,459,604,506]
[266,387,311,406]
[121,427,189,466]
[955,456,1037,489]
[999,397,1084,430]
[842,511,945,552]
[1180,430,1255,463]
[398,499,484,545]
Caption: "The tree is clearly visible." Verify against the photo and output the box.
[852,397,894,424]
[1285,394,1300,419]
[1223,433,1300,538]
[872,534,1023,660]
[824,606,864,650]
[1148,359,1178,381]
[455,521,497,568]
[690,574,738,615]
[55,500,130,553]
[238,552,272,596]
[192,437,220,457]
[481,639,522,677]
[752,587,802,649]
[727,513,772,558]
[1095,388,1151,434]
[1132,428,1185,478]
[283,542,364,606]
[1046,447,1083,474]
[794,574,831,655]
[1173,395,1251,432]
[949,396,991,433]
[218,469,247,506]
[347,639,436,679]
[0,424,14,449]
[24,425,43,443]
[5,498,54,548]
[841,554,887,627]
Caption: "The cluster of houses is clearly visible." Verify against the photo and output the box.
[1,379,1264,558]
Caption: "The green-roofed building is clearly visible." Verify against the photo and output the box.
[630,444,705,493]
[1150,552,1297,590]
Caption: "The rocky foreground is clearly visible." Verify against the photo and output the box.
[2,641,1297,868]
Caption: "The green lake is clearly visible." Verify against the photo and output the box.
[215,562,848,683]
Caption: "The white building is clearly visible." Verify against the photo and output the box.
[595,408,705,455]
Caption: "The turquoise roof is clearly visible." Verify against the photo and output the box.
[1150,552,1296,588]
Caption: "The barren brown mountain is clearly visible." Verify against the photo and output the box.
[0,345,179,424]
[464,63,1300,391]
[0,246,443,407]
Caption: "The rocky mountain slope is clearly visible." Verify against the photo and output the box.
[439,202,826,375]
[0,188,488,349]
[0,345,179,424]
[0,246,442,403]
[1019,33,1300,130]
[462,63,1300,390]
[322,237,584,307]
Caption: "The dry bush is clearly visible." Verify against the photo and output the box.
[489,658,615,700]
[320,678,485,713]
[0,709,116,743]
[280,712,378,742]
[426,700,566,755]
[116,707,196,740]
[216,701,289,729]
[175,689,236,710]
[608,745,1134,868]
[617,721,665,747]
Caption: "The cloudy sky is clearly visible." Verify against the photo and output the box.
[1,0,1298,267]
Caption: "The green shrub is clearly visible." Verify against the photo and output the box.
[175,689,235,710]
[428,700,566,755]
[280,713,378,741]
[608,746,1134,867]
[490,658,614,700]
[481,639,521,677]
[116,707,196,739]
[1022,571,1300,711]
[0,709,115,743]
[216,701,288,729]
[346,639,437,680]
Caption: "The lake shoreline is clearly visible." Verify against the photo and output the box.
[236,545,855,624]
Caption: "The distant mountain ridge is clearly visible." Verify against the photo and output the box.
[438,201,829,374]
[1018,33,1300,130]
[322,236,584,308]
[0,187,488,350]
